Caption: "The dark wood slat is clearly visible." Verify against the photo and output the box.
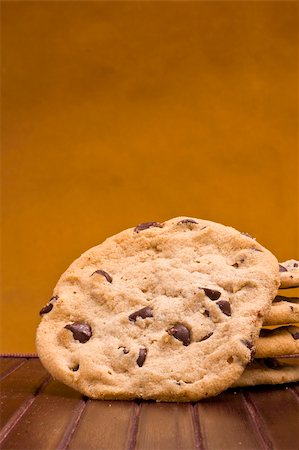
[68,400,134,450]
[0,380,84,450]
[135,403,196,450]
[196,391,263,450]
[0,358,26,379]
[247,385,299,450]
[0,359,48,429]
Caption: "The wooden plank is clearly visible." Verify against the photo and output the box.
[196,391,263,450]
[0,358,26,379]
[68,400,134,450]
[247,385,299,450]
[135,403,196,450]
[293,384,299,396]
[0,359,48,429]
[0,380,84,450]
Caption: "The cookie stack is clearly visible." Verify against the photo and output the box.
[36,217,298,401]
[234,260,299,387]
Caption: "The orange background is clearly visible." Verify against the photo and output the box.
[1,1,298,352]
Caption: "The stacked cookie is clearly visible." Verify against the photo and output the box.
[234,261,299,387]
[36,218,298,401]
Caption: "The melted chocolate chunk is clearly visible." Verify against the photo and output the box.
[291,331,299,340]
[177,219,198,225]
[216,300,231,316]
[294,262,298,268]
[134,222,163,233]
[137,348,147,367]
[201,288,221,301]
[71,364,79,372]
[39,303,53,315]
[91,269,112,283]
[129,307,153,322]
[199,332,213,342]
[167,323,191,346]
[279,264,288,272]
[64,322,92,343]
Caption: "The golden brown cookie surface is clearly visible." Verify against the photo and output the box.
[36,217,279,401]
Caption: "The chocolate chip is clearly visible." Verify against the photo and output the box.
[264,358,280,369]
[167,323,191,346]
[291,331,299,340]
[137,348,147,367]
[203,309,210,317]
[199,332,213,342]
[241,339,256,359]
[39,303,54,315]
[39,295,59,316]
[201,288,221,301]
[279,264,288,272]
[232,258,245,268]
[64,322,92,343]
[91,269,112,283]
[118,346,129,354]
[71,364,79,372]
[294,262,298,268]
[129,306,153,322]
[251,247,262,252]
[241,232,255,239]
[216,300,231,316]
[177,219,198,225]
[134,222,163,233]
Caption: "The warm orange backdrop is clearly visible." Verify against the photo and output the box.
[1,1,298,352]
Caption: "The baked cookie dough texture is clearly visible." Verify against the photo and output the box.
[36,217,280,401]
[279,259,299,288]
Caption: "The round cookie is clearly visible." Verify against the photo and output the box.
[255,326,299,358]
[36,217,280,401]
[279,260,299,288]
[232,356,299,387]
[263,295,299,326]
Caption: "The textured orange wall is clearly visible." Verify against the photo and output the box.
[1,1,298,352]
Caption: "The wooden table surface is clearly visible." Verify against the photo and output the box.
[0,356,298,450]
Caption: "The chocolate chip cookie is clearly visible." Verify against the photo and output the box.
[233,356,299,387]
[263,295,299,326]
[279,259,299,288]
[255,326,299,358]
[36,217,279,401]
